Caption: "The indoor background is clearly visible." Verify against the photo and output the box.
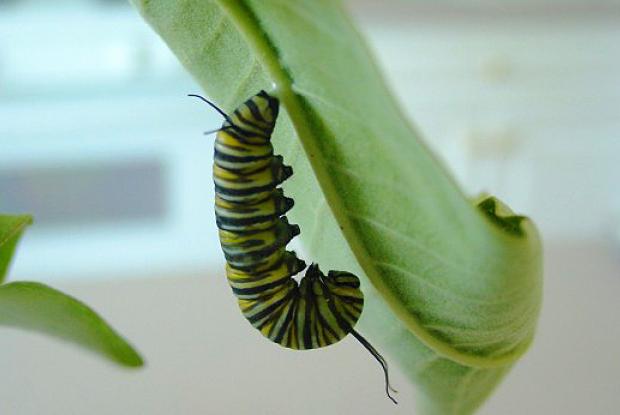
[1,0,619,413]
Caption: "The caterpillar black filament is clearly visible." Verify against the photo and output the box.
[190,90,397,404]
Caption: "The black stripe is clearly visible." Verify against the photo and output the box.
[226,121,270,140]
[226,253,280,273]
[224,245,285,266]
[228,271,280,284]
[247,290,294,324]
[310,300,321,348]
[215,182,274,197]
[215,140,249,152]
[215,161,271,179]
[213,161,274,175]
[236,162,272,177]
[339,305,361,324]
[222,238,265,249]
[263,306,286,338]
[245,99,266,123]
[215,202,261,213]
[230,274,284,284]
[322,283,355,334]
[315,304,341,340]
[284,324,295,348]
[214,149,272,163]
[273,295,297,344]
[225,128,271,146]
[336,280,361,288]
[302,292,313,349]
[231,275,291,296]
[329,275,361,289]
[214,173,253,184]
[234,108,267,131]
[217,224,275,237]
[226,256,289,282]
[261,288,296,338]
[223,230,292,262]
[338,296,364,305]
[224,128,252,143]
[217,189,276,208]
[216,213,278,228]
[332,281,360,289]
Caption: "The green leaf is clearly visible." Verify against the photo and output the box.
[0,213,143,366]
[0,214,33,283]
[0,281,144,367]
[131,1,542,412]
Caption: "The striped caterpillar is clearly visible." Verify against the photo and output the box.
[190,90,396,404]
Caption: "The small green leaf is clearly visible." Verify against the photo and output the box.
[0,214,33,283]
[131,1,542,412]
[0,281,144,367]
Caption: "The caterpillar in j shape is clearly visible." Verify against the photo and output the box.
[189,90,397,404]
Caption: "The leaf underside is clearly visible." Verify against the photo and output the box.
[131,1,543,413]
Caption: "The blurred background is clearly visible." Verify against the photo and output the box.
[1,0,619,413]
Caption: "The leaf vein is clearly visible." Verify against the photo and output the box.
[345,211,475,276]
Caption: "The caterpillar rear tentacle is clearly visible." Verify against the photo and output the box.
[191,90,397,404]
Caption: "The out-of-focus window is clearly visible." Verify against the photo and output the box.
[0,0,223,281]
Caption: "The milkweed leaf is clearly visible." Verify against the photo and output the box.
[131,1,543,412]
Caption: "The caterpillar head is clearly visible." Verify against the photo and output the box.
[297,264,364,347]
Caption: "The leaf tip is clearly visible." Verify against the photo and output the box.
[115,346,146,368]
[475,194,528,237]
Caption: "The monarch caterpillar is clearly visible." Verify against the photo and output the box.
[190,90,397,404]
